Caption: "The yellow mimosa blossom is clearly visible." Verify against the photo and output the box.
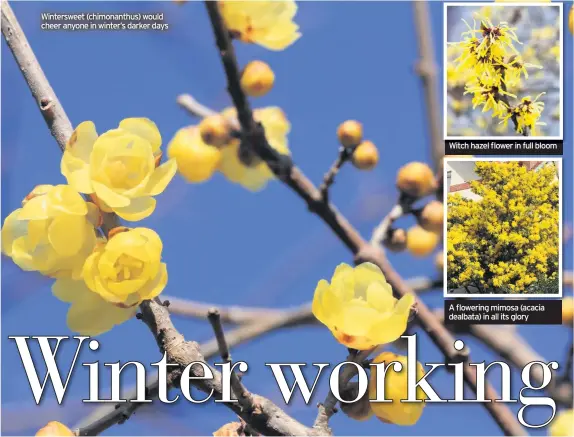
[218,0,301,51]
[52,227,167,335]
[61,119,177,221]
[167,126,222,183]
[312,263,415,350]
[1,185,99,279]
[549,409,574,436]
[218,106,291,191]
[369,352,426,426]
[36,421,75,436]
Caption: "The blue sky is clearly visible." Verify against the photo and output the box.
[1,1,572,436]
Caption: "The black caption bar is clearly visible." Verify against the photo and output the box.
[444,299,562,325]
[445,139,563,155]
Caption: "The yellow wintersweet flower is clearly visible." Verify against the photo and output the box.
[312,263,415,350]
[36,421,75,436]
[1,185,99,279]
[61,119,177,221]
[368,352,426,426]
[218,0,301,51]
[52,227,167,335]
[218,106,291,191]
[167,126,222,183]
[549,409,574,436]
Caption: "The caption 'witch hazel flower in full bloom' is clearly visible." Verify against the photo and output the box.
[61,118,177,221]
[312,262,414,350]
[52,227,168,336]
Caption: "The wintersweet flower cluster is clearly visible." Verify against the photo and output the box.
[449,14,546,135]
[168,106,291,191]
[2,118,173,336]
[312,263,425,425]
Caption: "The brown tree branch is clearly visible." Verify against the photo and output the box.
[202,2,525,434]
[412,0,443,172]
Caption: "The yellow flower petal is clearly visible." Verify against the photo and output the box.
[36,421,75,436]
[145,159,177,196]
[18,195,50,220]
[92,181,130,208]
[312,279,329,324]
[66,285,137,336]
[137,262,168,300]
[118,118,162,154]
[113,196,157,221]
[1,209,26,256]
[66,121,98,163]
[47,185,88,216]
[48,216,86,257]
[366,281,397,313]
[61,154,93,194]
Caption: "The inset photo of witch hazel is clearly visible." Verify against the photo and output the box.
[444,3,563,140]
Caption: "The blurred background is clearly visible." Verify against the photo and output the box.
[446,4,562,137]
[2,1,573,436]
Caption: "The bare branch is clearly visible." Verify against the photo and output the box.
[412,0,443,172]
[318,146,355,202]
[208,309,255,414]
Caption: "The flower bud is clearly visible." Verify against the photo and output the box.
[340,382,373,421]
[240,60,275,97]
[351,140,378,170]
[383,228,407,252]
[199,115,232,147]
[368,352,426,426]
[406,225,439,257]
[562,297,574,325]
[337,120,363,147]
[570,6,573,35]
[396,162,436,198]
[416,200,444,234]
[36,421,75,436]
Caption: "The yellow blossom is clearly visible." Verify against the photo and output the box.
[218,106,291,191]
[218,0,301,51]
[52,227,167,335]
[368,352,427,426]
[61,119,177,221]
[167,126,222,183]
[312,263,415,350]
[1,185,99,279]
[549,409,574,436]
[36,421,75,436]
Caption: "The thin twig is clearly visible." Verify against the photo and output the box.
[412,1,443,172]
[208,308,254,414]
[203,2,525,434]
[369,200,409,246]
[319,146,355,202]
